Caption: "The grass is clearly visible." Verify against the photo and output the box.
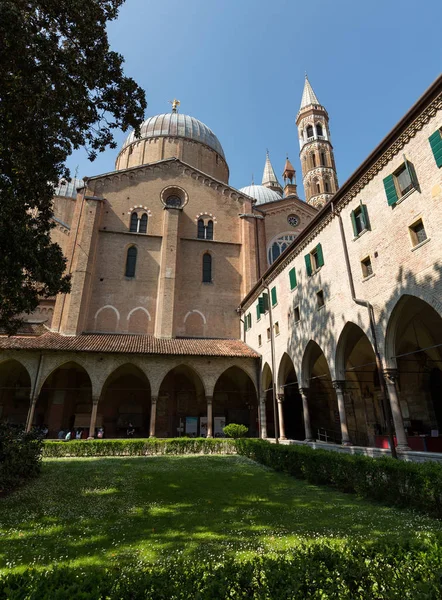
[1,455,441,573]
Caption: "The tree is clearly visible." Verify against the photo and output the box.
[0,0,146,334]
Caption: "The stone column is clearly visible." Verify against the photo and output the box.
[384,370,410,450]
[332,381,352,446]
[88,397,99,439]
[299,387,313,442]
[277,392,286,440]
[259,395,267,439]
[206,396,213,438]
[149,396,158,438]
[25,395,37,433]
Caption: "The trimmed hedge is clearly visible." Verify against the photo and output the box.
[1,540,441,599]
[235,439,442,518]
[43,437,235,457]
[0,424,43,495]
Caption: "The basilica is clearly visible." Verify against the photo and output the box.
[1,75,442,460]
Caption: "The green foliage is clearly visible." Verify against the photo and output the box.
[1,538,442,599]
[235,439,442,518]
[43,437,236,457]
[0,0,146,332]
[223,423,248,438]
[0,424,43,494]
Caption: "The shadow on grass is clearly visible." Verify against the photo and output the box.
[1,455,440,571]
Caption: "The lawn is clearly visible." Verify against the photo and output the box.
[1,455,441,573]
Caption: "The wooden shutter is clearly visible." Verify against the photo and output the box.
[304,253,312,276]
[247,314,252,329]
[289,268,297,290]
[383,174,398,206]
[263,293,269,311]
[258,296,265,315]
[256,303,261,320]
[202,254,212,282]
[361,204,370,230]
[316,243,324,267]
[244,316,248,332]
[404,158,419,191]
[429,130,442,168]
[350,210,358,237]
[271,286,277,306]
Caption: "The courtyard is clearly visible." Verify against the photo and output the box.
[1,454,441,573]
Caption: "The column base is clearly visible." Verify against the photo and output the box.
[304,438,314,443]
[342,441,353,447]
[396,444,412,451]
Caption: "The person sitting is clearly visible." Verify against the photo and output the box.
[65,430,71,441]
[97,427,104,439]
[76,429,82,440]
[58,429,65,440]
[127,422,135,438]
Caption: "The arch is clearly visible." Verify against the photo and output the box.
[320,151,327,167]
[213,366,259,437]
[100,363,151,438]
[0,359,32,427]
[261,362,275,438]
[184,309,207,325]
[38,361,93,438]
[311,152,317,168]
[202,252,212,283]
[316,123,323,137]
[129,211,138,232]
[267,232,298,266]
[139,213,148,234]
[157,364,207,437]
[306,124,314,138]
[277,353,304,440]
[94,305,120,333]
[197,219,205,239]
[125,246,137,278]
[206,220,214,240]
[127,307,151,334]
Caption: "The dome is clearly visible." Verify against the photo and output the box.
[239,184,283,205]
[122,113,225,159]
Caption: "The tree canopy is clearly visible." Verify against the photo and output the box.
[0,0,146,333]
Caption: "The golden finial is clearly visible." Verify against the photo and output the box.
[169,99,180,113]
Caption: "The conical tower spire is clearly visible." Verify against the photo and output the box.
[262,150,282,194]
[300,75,320,110]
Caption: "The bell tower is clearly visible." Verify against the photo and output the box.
[296,75,338,208]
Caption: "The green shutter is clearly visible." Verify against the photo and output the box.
[289,267,297,290]
[271,286,277,306]
[248,313,252,329]
[263,293,269,311]
[383,174,398,206]
[361,204,370,231]
[258,296,264,315]
[404,158,419,191]
[350,210,358,237]
[304,253,312,276]
[429,130,442,168]
[256,303,261,320]
[316,243,324,267]
[244,315,248,332]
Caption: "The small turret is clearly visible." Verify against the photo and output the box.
[262,150,283,195]
[282,156,297,197]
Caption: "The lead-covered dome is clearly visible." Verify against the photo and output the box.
[122,113,225,159]
[239,184,283,205]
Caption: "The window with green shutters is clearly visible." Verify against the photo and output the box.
[256,303,261,321]
[383,158,419,206]
[271,286,277,306]
[350,204,370,237]
[289,267,297,290]
[247,313,252,329]
[429,129,442,168]
[305,243,324,276]
[258,293,269,316]
[304,253,312,276]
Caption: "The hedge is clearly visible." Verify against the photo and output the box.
[0,424,43,495]
[1,539,441,599]
[235,439,442,518]
[43,437,236,457]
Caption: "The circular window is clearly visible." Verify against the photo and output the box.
[165,195,182,208]
[287,214,300,227]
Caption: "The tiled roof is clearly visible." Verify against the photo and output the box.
[0,322,47,337]
[0,332,259,358]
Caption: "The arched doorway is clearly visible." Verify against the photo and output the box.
[336,323,385,447]
[157,365,205,437]
[100,364,151,438]
[277,353,304,440]
[38,362,92,438]
[0,360,31,427]
[262,363,275,438]
[302,341,340,443]
[213,367,258,437]
[386,295,442,452]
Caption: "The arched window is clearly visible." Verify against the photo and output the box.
[316,123,323,136]
[125,246,137,278]
[320,152,326,166]
[306,125,313,138]
[206,220,214,240]
[316,181,321,194]
[267,233,297,265]
[130,212,138,232]
[139,213,148,233]
[197,219,205,239]
[325,180,330,193]
[202,253,212,283]
[312,153,316,167]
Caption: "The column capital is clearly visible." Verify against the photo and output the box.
[276,393,284,403]
[206,396,213,405]
[151,395,158,404]
[298,387,309,396]
[383,369,399,384]
[92,396,100,405]
[332,380,346,392]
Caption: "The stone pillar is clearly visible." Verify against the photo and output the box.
[149,396,158,438]
[299,387,313,442]
[384,370,410,451]
[88,397,99,439]
[259,395,267,439]
[277,392,286,440]
[25,395,37,433]
[206,396,213,438]
[332,381,352,446]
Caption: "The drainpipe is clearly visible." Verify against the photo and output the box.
[332,202,397,458]
[262,278,279,443]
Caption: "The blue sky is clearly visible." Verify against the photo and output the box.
[66,0,442,194]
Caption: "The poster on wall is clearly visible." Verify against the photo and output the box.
[200,417,208,437]
[185,416,198,435]
[214,417,226,437]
